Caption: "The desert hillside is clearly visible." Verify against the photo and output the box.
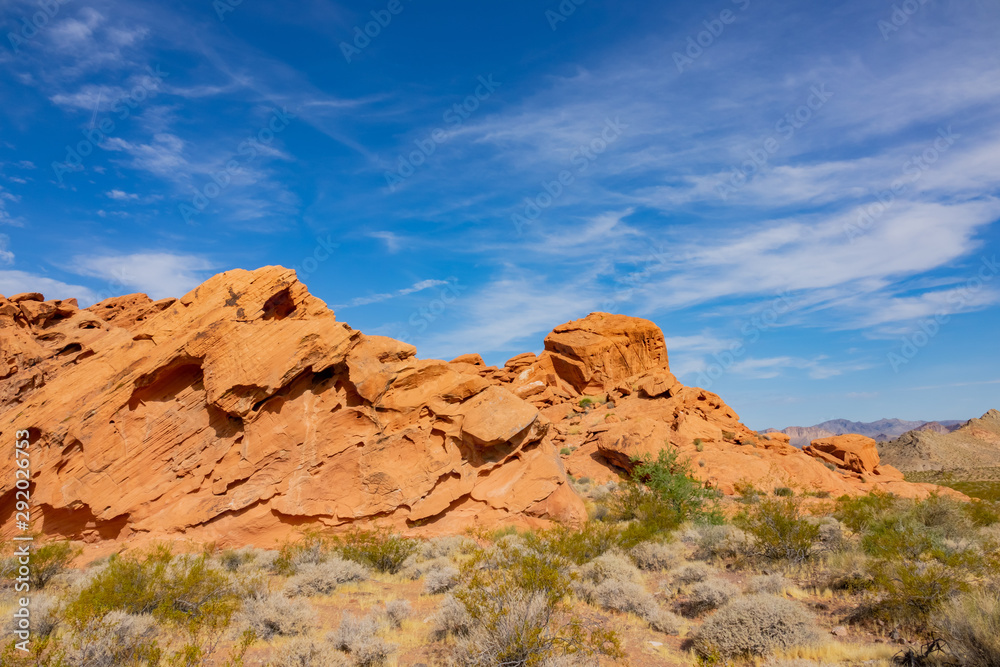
[878,409,1000,472]
[0,267,958,548]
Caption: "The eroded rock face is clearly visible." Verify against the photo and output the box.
[0,275,964,548]
[0,268,582,546]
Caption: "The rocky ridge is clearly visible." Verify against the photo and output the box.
[878,409,1000,472]
[0,267,961,547]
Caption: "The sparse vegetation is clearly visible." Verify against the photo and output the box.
[693,594,821,660]
[7,484,1000,666]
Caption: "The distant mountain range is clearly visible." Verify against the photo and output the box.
[765,417,964,448]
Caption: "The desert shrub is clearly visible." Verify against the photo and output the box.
[774,487,794,497]
[935,588,1000,667]
[694,438,704,451]
[237,593,314,640]
[7,591,59,639]
[28,540,80,589]
[859,517,940,560]
[424,563,460,594]
[738,498,819,562]
[747,573,788,595]
[331,613,395,666]
[416,535,477,561]
[963,499,1000,528]
[811,517,844,551]
[911,494,976,539]
[834,491,898,533]
[219,546,258,572]
[693,594,821,660]
[63,547,240,638]
[431,593,472,640]
[583,578,679,633]
[629,540,683,571]
[272,533,332,575]
[560,447,572,456]
[383,599,412,629]
[336,529,417,574]
[857,559,966,629]
[284,557,367,596]
[450,540,623,665]
[672,562,712,586]
[721,431,736,441]
[525,522,624,565]
[270,637,350,667]
[695,524,748,561]
[61,611,162,667]
[611,448,722,541]
[575,552,639,586]
[683,578,740,616]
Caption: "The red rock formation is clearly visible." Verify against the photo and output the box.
[0,268,582,546]
[0,274,964,548]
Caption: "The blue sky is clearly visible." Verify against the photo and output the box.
[2,0,999,429]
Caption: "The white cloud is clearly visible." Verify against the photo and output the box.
[0,270,97,304]
[68,252,216,300]
[106,189,139,200]
[0,235,13,265]
[337,279,451,308]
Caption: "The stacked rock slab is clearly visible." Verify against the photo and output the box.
[0,271,964,548]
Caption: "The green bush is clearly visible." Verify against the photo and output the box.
[694,438,704,452]
[721,431,736,441]
[834,491,898,533]
[860,517,940,560]
[963,499,1000,527]
[524,522,625,565]
[611,448,721,539]
[63,546,241,643]
[737,498,819,562]
[336,529,417,574]
[272,532,332,576]
[773,487,794,497]
[29,541,81,589]
[559,447,572,456]
[858,560,967,629]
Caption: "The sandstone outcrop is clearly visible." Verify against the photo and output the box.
[0,268,582,546]
[0,273,965,548]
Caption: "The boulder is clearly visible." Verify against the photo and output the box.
[804,434,880,474]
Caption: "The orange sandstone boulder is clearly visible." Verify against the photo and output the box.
[804,434,881,474]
